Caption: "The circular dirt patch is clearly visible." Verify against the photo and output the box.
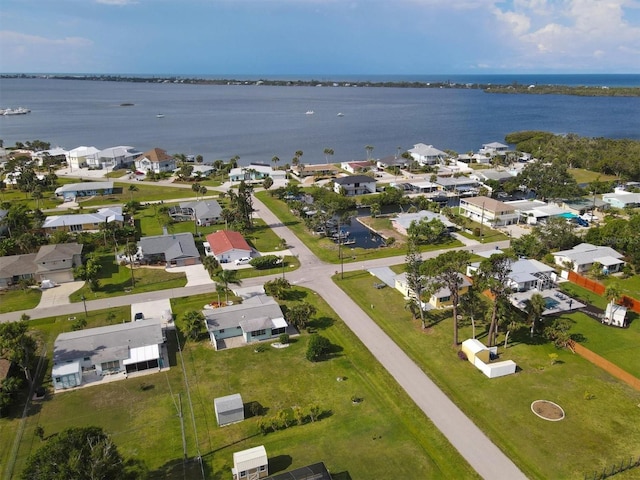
[531,400,565,421]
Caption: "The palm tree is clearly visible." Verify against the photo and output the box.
[323,148,334,164]
[182,310,205,341]
[604,283,621,324]
[128,185,138,201]
[271,156,280,170]
[216,269,242,303]
[202,256,219,278]
[365,145,374,160]
[295,150,303,159]
[526,293,546,338]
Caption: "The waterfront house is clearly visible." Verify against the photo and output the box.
[333,175,376,196]
[52,320,165,391]
[95,146,141,170]
[67,146,99,170]
[434,176,479,194]
[341,160,375,174]
[204,230,252,263]
[459,196,518,226]
[552,243,625,274]
[42,207,124,234]
[229,164,286,182]
[134,148,176,174]
[291,163,339,179]
[54,181,114,202]
[137,232,200,266]
[408,143,447,166]
[204,295,289,350]
[391,210,456,236]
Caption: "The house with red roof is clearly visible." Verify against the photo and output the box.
[204,230,253,264]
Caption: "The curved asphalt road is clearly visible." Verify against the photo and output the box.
[0,194,526,479]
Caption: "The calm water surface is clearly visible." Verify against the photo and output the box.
[1,77,639,165]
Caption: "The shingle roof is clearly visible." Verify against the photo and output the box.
[35,243,83,263]
[138,233,199,260]
[461,196,513,213]
[334,175,375,185]
[179,200,222,219]
[205,230,252,256]
[0,254,37,278]
[54,182,114,194]
[204,295,285,331]
[135,147,172,162]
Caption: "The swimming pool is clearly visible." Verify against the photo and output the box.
[544,297,560,309]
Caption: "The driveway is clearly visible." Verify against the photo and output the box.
[36,281,85,309]
[168,264,213,287]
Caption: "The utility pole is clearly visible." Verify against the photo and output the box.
[81,295,87,319]
[127,239,136,287]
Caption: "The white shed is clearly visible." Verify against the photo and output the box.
[214,393,244,426]
[232,445,268,480]
[604,303,627,328]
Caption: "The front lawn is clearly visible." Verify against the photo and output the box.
[68,253,187,302]
[337,270,640,480]
[77,182,198,207]
[256,191,463,263]
[0,288,42,313]
[2,291,478,479]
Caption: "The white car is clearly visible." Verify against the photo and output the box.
[234,257,251,265]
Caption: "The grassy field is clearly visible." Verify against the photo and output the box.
[0,288,42,313]
[568,169,618,185]
[256,191,463,263]
[68,253,187,303]
[336,270,640,480]
[1,291,478,479]
[77,182,198,207]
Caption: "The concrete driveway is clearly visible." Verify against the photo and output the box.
[36,281,85,309]
[168,264,213,287]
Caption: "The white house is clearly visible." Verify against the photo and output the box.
[333,175,376,196]
[204,230,252,263]
[505,199,570,225]
[52,320,165,391]
[391,210,456,236]
[602,192,640,209]
[552,243,625,274]
[67,146,100,170]
[54,181,114,202]
[204,295,289,350]
[394,272,472,310]
[341,160,375,174]
[42,207,124,234]
[467,257,556,292]
[408,143,447,166]
[459,196,519,226]
[229,164,286,182]
[478,142,509,157]
[96,146,141,170]
[134,148,176,174]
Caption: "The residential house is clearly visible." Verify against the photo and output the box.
[96,146,141,170]
[189,164,216,178]
[467,257,556,292]
[403,180,440,194]
[137,232,200,266]
[204,230,252,263]
[0,253,38,288]
[340,160,375,174]
[391,210,456,236]
[552,243,625,274]
[408,143,447,166]
[204,295,289,350]
[292,163,339,179]
[230,164,286,182]
[52,320,165,391]
[459,196,519,226]
[602,192,640,209]
[134,148,176,174]
[67,146,99,170]
[232,445,268,480]
[54,181,114,202]
[478,142,509,158]
[33,147,68,166]
[377,155,407,170]
[394,272,472,310]
[434,176,479,194]
[470,169,515,185]
[34,243,83,284]
[505,199,569,225]
[170,200,222,226]
[333,175,376,196]
[42,207,124,234]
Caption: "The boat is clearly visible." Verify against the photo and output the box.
[337,112,344,117]
[2,107,30,116]
[156,114,165,118]
[305,110,314,115]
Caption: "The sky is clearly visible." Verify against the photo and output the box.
[1,0,639,75]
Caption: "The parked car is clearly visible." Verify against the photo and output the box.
[235,257,251,265]
[134,312,144,321]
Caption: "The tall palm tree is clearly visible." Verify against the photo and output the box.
[271,156,280,170]
[323,148,334,164]
[202,256,219,278]
[526,293,546,338]
[128,185,138,201]
[216,269,242,303]
[365,145,374,160]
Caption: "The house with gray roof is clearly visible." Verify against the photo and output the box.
[391,210,456,236]
[333,175,376,196]
[42,207,124,234]
[204,295,289,350]
[552,243,625,274]
[467,257,556,292]
[54,181,114,201]
[0,243,82,287]
[408,143,447,166]
[170,200,222,226]
[0,253,38,288]
[137,232,200,266]
[52,320,165,391]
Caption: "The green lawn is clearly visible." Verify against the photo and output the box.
[601,274,640,299]
[77,182,198,207]
[568,168,618,185]
[256,191,463,263]
[336,270,640,480]
[68,253,187,303]
[1,291,478,479]
[0,288,42,313]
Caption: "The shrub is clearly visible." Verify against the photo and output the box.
[457,350,468,361]
[306,334,331,362]
[473,227,481,237]
[249,255,282,270]
[254,344,267,353]
[279,333,290,344]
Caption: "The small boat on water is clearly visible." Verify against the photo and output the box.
[337,112,344,117]
[156,114,165,118]
[305,110,314,115]
[1,107,30,116]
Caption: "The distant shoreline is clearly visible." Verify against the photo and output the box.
[2,74,640,97]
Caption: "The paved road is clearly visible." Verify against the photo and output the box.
[1,194,526,479]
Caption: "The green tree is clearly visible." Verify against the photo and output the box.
[404,240,428,329]
[0,376,23,416]
[421,250,472,345]
[263,277,291,299]
[127,184,138,201]
[263,176,274,190]
[526,293,546,338]
[202,256,219,278]
[183,310,205,341]
[285,303,316,330]
[323,147,334,163]
[21,426,136,480]
[306,334,331,362]
[0,320,38,388]
[216,269,242,303]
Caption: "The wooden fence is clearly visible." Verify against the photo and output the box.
[569,341,640,391]
[567,271,640,314]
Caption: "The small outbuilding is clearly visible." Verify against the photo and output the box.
[461,339,491,364]
[604,303,627,328]
[232,445,268,480]
[214,393,245,426]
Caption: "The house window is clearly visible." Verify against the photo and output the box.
[101,360,119,371]
[440,295,451,302]
[259,465,266,472]
[240,471,246,478]
[219,329,225,333]
[83,357,90,361]
[251,329,266,337]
